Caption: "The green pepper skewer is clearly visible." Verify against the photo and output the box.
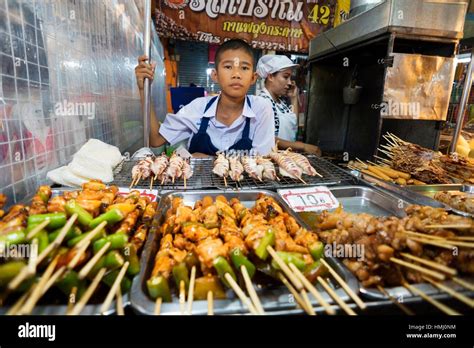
[27,212,67,230]
[89,209,124,229]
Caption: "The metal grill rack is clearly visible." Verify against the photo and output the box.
[209,155,357,190]
[112,158,213,190]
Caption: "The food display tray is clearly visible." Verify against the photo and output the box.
[130,189,359,315]
[327,186,474,304]
[406,184,474,218]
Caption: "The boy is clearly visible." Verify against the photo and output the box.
[135,39,275,156]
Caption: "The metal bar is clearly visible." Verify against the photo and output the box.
[142,0,152,148]
[449,49,474,153]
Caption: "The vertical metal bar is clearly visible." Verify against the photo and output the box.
[142,0,152,148]
[449,50,474,153]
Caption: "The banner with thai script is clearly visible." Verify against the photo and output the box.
[155,0,339,53]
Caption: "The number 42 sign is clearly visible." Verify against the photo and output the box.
[278,186,340,212]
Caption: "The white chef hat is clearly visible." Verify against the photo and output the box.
[256,55,299,79]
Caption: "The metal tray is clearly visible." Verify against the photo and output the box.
[327,187,474,302]
[406,184,474,218]
[328,185,410,217]
[209,155,357,191]
[131,189,360,315]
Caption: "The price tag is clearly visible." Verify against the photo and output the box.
[118,188,159,202]
[278,186,339,212]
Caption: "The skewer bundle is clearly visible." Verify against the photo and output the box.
[147,194,365,315]
[310,204,474,314]
[131,153,193,189]
[0,180,156,315]
[212,149,322,186]
[376,133,474,184]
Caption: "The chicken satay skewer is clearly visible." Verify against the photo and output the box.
[320,259,366,310]
[422,276,474,308]
[288,263,335,315]
[207,290,214,315]
[69,267,107,315]
[100,261,130,314]
[240,265,264,314]
[402,281,460,315]
[317,276,356,315]
[266,245,303,291]
[186,266,196,315]
[277,272,313,315]
[376,285,415,315]
[179,280,186,314]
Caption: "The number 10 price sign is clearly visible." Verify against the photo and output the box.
[278,186,340,212]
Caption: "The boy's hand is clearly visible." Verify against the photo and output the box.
[135,55,156,90]
[303,143,321,156]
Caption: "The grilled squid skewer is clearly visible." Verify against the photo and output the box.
[228,156,244,182]
[256,157,278,181]
[241,156,263,181]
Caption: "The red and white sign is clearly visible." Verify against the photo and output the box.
[278,186,339,212]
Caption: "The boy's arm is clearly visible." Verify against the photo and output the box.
[135,55,167,147]
[276,137,321,156]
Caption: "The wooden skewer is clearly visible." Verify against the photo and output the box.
[317,276,356,315]
[207,291,214,316]
[452,277,474,291]
[100,261,129,314]
[69,267,107,315]
[300,289,316,315]
[288,263,335,315]
[223,176,227,187]
[184,176,187,190]
[224,273,258,314]
[67,286,78,314]
[150,177,154,190]
[18,256,59,314]
[186,266,196,315]
[422,276,474,308]
[67,240,91,270]
[277,272,312,315]
[27,238,39,274]
[299,177,308,185]
[320,259,367,310]
[36,213,78,266]
[402,230,446,240]
[425,224,473,230]
[410,237,474,249]
[78,241,111,279]
[179,280,186,315]
[402,281,461,315]
[390,257,446,280]
[116,287,124,315]
[154,297,162,315]
[129,175,136,189]
[267,246,303,291]
[405,236,457,250]
[7,284,36,315]
[399,253,457,276]
[449,236,474,241]
[26,220,50,240]
[376,285,415,315]
[42,266,66,295]
[76,221,107,249]
[355,158,367,168]
[241,265,264,314]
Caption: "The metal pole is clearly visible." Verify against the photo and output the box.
[449,50,474,153]
[142,0,152,148]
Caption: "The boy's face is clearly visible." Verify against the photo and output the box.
[211,49,257,99]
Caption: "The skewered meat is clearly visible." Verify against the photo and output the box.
[256,156,278,181]
[269,148,303,180]
[213,152,229,178]
[29,186,52,215]
[241,156,263,181]
[182,159,193,180]
[165,153,184,182]
[285,150,320,177]
[150,155,169,178]
[434,191,474,215]
[227,155,244,182]
[196,237,228,269]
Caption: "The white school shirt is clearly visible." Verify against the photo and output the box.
[259,87,297,142]
[159,94,276,155]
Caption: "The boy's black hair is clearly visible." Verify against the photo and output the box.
[215,39,255,68]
